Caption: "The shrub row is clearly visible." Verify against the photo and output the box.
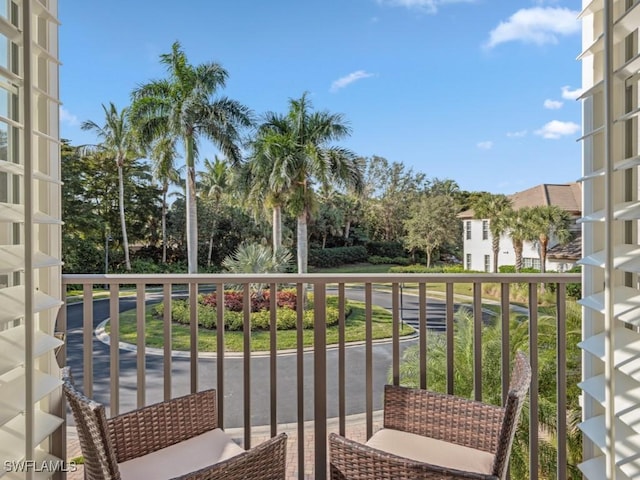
[153,295,346,331]
[546,265,581,299]
[388,264,471,273]
[365,241,406,258]
[368,256,411,266]
[200,289,297,312]
[308,246,368,268]
[498,265,540,274]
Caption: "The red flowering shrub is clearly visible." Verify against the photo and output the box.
[155,291,345,331]
[201,289,298,313]
[276,290,297,309]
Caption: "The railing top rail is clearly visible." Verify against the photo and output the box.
[62,272,581,284]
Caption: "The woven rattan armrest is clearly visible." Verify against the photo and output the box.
[329,433,499,480]
[171,432,287,480]
[383,385,504,453]
[107,390,218,463]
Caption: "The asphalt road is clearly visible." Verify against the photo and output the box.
[64,287,482,428]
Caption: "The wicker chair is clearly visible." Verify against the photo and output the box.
[329,351,531,480]
[62,368,287,480]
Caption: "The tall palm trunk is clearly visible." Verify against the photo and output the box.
[185,135,198,274]
[297,209,308,274]
[513,240,524,273]
[492,235,500,273]
[117,158,131,271]
[538,235,550,292]
[207,217,217,267]
[539,235,549,273]
[272,205,282,251]
[161,182,168,263]
[297,209,309,306]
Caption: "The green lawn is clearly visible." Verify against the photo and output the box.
[310,263,399,274]
[109,299,414,352]
[311,264,477,296]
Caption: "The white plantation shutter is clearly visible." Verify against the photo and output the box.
[0,1,63,479]
[579,0,640,478]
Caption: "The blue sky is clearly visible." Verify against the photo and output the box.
[60,0,582,194]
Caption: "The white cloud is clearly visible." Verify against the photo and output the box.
[60,107,79,126]
[561,85,582,100]
[330,70,375,93]
[534,120,580,139]
[376,0,475,14]
[544,99,563,110]
[507,130,527,138]
[485,7,580,49]
[477,140,493,150]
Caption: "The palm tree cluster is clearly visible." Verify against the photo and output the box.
[241,92,364,274]
[71,41,573,276]
[79,42,363,274]
[472,194,573,273]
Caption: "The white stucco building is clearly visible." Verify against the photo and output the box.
[458,183,582,272]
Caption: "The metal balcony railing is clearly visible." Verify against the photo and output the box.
[58,273,581,480]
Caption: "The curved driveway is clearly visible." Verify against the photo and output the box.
[65,287,477,428]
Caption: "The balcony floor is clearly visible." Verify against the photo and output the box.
[66,411,384,479]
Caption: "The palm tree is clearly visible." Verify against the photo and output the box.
[236,144,289,252]
[81,102,138,271]
[472,193,512,273]
[505,207,535,273]
[149,136,181,264]
[200,156,232,267]
[222,243,293,297]
[253,93,364,274]
[130,41,252,273]
[526,205,572,273]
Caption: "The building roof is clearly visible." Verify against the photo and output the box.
[458,208,475,219]
[458,183,581,219]
[547,234,582,261]
[509,183,581,214]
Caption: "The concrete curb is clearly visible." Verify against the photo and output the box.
[95,319,418,358]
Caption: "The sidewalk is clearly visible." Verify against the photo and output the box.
[66,411,384,479]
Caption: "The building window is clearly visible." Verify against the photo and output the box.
[482,220,489,240]
[523,257,541,271]
[484,255,491,272]
[466,254,472,270]
[466,221,471,240]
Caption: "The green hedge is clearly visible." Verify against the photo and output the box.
[365,241,406,258]
[565,266,581,299]
[308,246,368,268]
[498,265,540,273]
[389,264,479,273]
[368,255,411,266]
[153,295,347,331]
[546,266,581,299]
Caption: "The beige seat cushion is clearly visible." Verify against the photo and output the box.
[365,428,495,475]
[118,428,245,480]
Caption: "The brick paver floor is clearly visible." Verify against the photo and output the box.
[66,412,383,479]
